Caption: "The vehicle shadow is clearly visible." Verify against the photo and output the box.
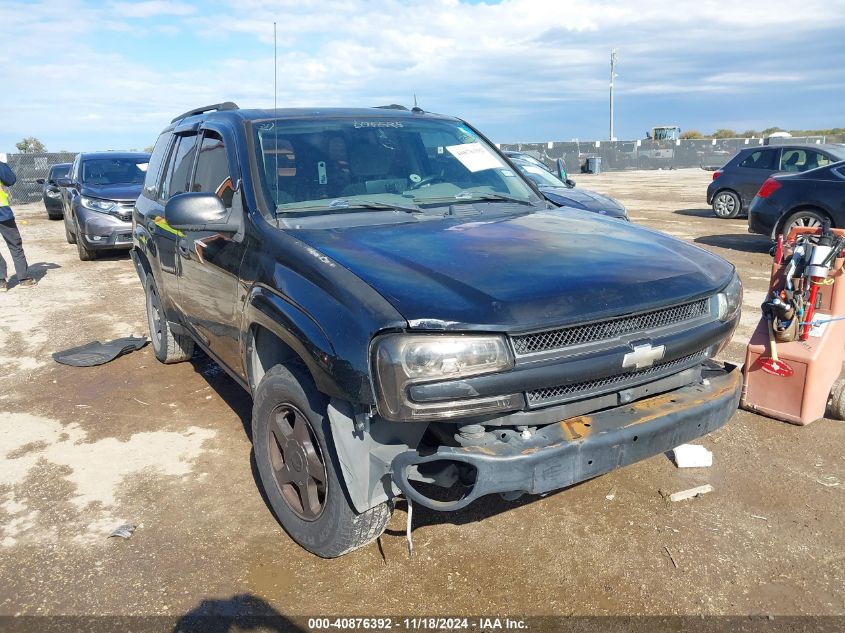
[90,250,133,262]
[190,352,253,439]
[27,261,61,281]
[673,207,718,218]
[171,594,304,633]
[694,234,772,253]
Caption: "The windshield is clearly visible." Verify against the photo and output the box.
[81,158,149,185]
[252,117,539,214]
[829,146,845,162]
[50,164,70,180]
[511,158,565,188]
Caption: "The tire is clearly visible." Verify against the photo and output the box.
[144,275,195,363]
[782,209,829,236]
[712,190,741,219]
[65,216,77,244]
[46,208,63,221]
[829,378,845,421]
[253,364,392,558]
[76,223,96,261]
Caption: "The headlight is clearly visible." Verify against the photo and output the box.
[715,272,743,322]
[80,196,116,213]
[372,333,515,421]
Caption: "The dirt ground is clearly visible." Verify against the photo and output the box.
[1,169,843,624]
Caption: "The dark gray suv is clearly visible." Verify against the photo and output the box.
[707,144,845,219]
[59,152,150,260]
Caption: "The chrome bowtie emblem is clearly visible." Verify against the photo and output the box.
[623,343,665,370]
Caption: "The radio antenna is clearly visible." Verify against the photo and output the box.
[273,21,279,206]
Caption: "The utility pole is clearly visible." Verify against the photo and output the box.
[609,49,618,141]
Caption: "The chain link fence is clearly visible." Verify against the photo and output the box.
[6,134,844,203]
[5,152,77,204]
[499,135,844,174]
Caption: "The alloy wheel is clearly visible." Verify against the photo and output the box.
[267,404,328,521]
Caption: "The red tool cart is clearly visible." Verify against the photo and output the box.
[741,225,845,425]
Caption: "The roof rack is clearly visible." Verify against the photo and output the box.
[170,102,239,123]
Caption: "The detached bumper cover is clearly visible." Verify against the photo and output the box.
[391,363,741,511]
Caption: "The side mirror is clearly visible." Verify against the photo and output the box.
[57,177,73,187]
[556,158,568,183]
[565,178,577,188]
[36,178,45,185]
[165,192,241,234]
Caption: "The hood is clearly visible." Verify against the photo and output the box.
[289,209,733,332]
[540,185,627,218]
[80,182,142,202]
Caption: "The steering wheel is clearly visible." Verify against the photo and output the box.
[407,175,447,191]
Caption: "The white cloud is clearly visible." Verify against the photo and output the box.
[109,0,196,18]
[1,0,844,151]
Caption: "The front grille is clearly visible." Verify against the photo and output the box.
[525,351,706,408]
[512,298,710,356]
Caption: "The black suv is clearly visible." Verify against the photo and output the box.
[59,151,150,260]
[36,162,71,220]
[132,103,743,558]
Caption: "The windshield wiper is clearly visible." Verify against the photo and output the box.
[412,191,536,206]
[276,199,422,215]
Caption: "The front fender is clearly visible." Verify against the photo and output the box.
[244,285,360,402]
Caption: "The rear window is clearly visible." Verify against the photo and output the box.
[739,150,776,170]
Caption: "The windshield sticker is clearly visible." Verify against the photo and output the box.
[457,125,477,143]
[523,165,546,175]
[352,121,403,128]
[501,169,515,177]
[446,142,501,173]
[409,173,422,183]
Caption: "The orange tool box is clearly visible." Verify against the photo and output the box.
[741,227,845,425]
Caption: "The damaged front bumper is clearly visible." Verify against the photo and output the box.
[391,362,741,511]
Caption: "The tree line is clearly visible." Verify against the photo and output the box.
[680,127,845,140]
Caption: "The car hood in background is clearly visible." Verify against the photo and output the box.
[539,185,627,219]
[289,210,732,332]
[80,183,143,202]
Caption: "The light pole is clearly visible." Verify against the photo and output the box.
[609,49,618,141]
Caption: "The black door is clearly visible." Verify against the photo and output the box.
[174,128,246,376]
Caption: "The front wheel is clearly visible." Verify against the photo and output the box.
[65,216,77,244]
[253,364,392,558]
[76,220,96,261]
[712,190,741,218]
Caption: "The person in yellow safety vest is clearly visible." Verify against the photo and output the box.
[0,156,37,291]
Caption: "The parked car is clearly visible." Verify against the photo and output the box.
[504,152,628,220]
[58,152,150,260]
[132,102,742,558]
[707,144,845,219]
[35,162,71,220]
[748,160,845,238]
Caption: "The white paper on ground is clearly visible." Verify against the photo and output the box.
[671,443,713,468]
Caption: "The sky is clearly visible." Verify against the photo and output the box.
[2,0,845,153]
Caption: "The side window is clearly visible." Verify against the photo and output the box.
[739,150,776,170]
[780,149,806,172]
[804,150,828,170]
[71,156,80,182]
[142,134,172,200]
[159,134,199,201]
[191,131,234,208]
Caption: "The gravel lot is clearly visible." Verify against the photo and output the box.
[1,168,843,623]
